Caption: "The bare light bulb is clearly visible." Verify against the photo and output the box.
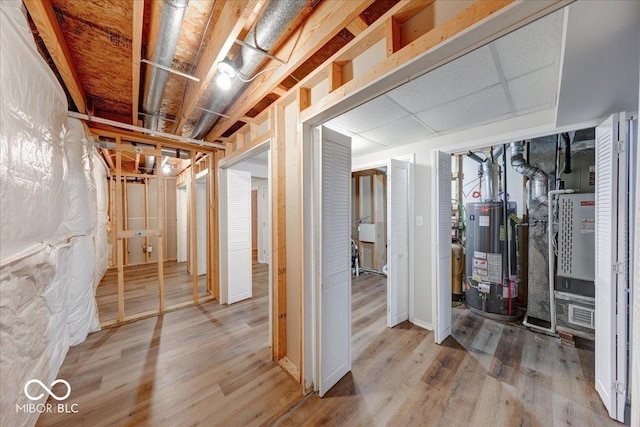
[216,73,232,90]
[162,164,171,174]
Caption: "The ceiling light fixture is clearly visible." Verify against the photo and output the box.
[217,57,237,78]
[216,73,233,90]
[162,164,171,174]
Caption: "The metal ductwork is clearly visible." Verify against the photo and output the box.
[480,160,495,202]
[141,0,189,131]
[509,141,548,203]
[190,0,309,139]
[466,151,495,202]
[141,155,156,174]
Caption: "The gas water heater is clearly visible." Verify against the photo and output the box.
[465,201,518,320]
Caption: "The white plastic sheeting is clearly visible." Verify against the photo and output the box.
[0,2,108,426]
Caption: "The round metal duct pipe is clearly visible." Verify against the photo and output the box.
[141,0,189,130]
[190,0,309,139]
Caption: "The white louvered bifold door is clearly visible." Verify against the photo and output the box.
[594,113,625,422]
[226,168,252,304]
[318,126,351,397]
[434,150,452,344]
[387,159,409,327]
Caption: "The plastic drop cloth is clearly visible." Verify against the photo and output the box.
[0,1,109,425]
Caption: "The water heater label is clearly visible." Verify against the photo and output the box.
[479,216,490,227]
[486,253,502,283]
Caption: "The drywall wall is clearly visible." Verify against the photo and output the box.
[0,2,107,425]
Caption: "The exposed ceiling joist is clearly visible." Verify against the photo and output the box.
[24,0,87,113]
[101,148,115,170]
[175,0,260,134]
[204,0,376,141]
[131,0,144,126]
[346,15,369,36]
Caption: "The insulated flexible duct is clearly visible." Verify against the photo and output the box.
[509,141,548,203]
[190,0,309,139]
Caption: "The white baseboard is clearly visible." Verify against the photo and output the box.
[411,319,433,331]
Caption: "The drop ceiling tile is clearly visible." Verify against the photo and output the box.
[493,10,563,80]
[327,95,409,134]
[508,64,558,113]
[415,84,512,133]
[351,135,387,157]
[360,115,433,146]
[386,46,500,113]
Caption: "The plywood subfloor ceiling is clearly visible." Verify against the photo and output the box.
[25,0,401,168]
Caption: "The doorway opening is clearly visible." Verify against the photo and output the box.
[218,143,273,349]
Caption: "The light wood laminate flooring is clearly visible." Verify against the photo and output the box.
[96,261,209,323]
[39,268,621,426]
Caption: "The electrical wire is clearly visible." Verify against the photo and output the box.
[236,65,281,82]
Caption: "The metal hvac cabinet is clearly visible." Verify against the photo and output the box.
[554,193,596,339]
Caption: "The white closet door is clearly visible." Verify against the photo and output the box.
[318,126,351,397]
[594,113,626,422]
[226,168,252,304]
[434,150,452,344]
[387,159,409,327]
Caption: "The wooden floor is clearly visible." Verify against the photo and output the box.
[96,261,209,323]
[40,268,620,426]
[276,272,621,427]
[38,262,299,426]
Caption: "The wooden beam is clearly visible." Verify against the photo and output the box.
[131,0,144,125]
[190,150,199,303]
[134,154,141,173]
[299,0,561,123]
[175,0,258,133]
[272,103,286,360]
[272,86,288,97]
[101,148,115,171]
[329,62,343,93]
[205,0,375,141]
[24,0,87,113]
[386,17,401,57]
[89,125,216,153]
[346,15,369,36]
[115,137,124,322]
[156,144,165,311]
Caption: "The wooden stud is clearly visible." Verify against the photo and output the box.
[115,136,124,322]
[190,150,199,303]
[144,178,149,264]
[204,0,375,141]
[329,62,343,93]
[123,177,128,266]
[299,87,311,112]
[273,103,287,361]
[176,0,258,133]
[156,143,165,311]
[23,0,87,113]
[131,0,144,125]
[386,17,401,57]
[346,15,369,36]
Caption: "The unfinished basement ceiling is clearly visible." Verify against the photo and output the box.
[326,9,564,157]
[27,0,403,173]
